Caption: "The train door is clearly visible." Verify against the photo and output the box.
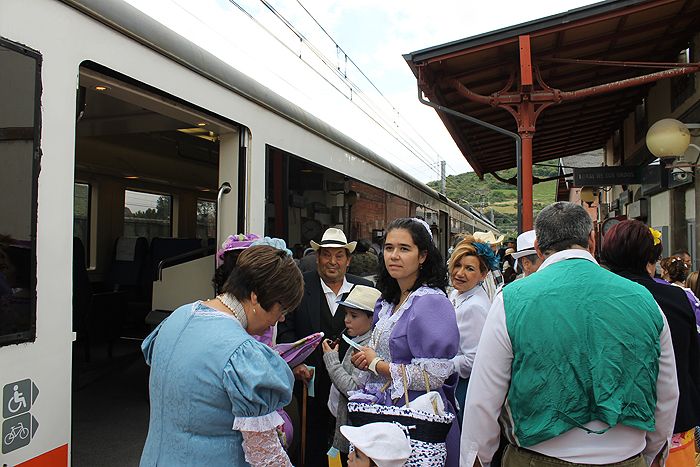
[70,63,242,465]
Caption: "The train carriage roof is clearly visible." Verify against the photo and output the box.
[59,0,497,231]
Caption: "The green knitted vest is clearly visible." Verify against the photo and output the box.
[502,257,663,447]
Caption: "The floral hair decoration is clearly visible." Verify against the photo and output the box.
[250,236,293,257]
[649,227,662,246]
[217,233,261,260]
[473,242,500,271]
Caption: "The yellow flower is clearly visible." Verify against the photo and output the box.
[649,227,662,246]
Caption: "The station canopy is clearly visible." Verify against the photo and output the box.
[404,0,700,177]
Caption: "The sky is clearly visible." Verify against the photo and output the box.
[125,0,601,183]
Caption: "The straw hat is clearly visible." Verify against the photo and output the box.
[310,228,357,253]
[336,284,381,313]
[340,422,412,467]
[473,231,505,246]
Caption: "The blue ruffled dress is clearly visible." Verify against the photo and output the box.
[139,301,293,466]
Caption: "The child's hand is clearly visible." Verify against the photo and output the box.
[322,339,338,353]
[351,346,376,370]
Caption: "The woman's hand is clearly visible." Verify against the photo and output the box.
[351,346,377,370]
[321,339,337,354]
[292,364,314,384]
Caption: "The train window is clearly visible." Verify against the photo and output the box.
[0,39,41,346]
[74,182,91,266]
[124,190,172,240]
[196,199,216,244]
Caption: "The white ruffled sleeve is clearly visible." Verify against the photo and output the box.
[232,411,284,432]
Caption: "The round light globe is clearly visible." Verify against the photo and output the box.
[579,187,598,204]
[646,118,691,158]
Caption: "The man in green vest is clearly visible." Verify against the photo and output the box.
[460,202,678,467]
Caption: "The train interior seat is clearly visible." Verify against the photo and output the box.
[144,238,215,327]
[73,237,125,361]
[105,236,150,331]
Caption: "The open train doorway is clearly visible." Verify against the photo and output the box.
[71,63,240,465]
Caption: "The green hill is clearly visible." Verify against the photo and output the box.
[427,165,559,237]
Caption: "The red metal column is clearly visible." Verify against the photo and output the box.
[521,134,534,229]
[519,36,535,230]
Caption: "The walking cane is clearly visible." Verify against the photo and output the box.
[301,383,308,467]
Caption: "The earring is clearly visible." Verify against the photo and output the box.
[253,308,257,314]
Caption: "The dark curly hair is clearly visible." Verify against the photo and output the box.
[376,218,448,304]
[212,249,244,295]
[663,256,689,283]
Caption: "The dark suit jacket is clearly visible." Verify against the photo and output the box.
[278,270,372,370]
[617,270,700,433]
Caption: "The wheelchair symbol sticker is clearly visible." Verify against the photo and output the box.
[3,379,38,419]
[2,379,39,454]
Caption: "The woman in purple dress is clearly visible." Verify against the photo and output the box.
[351,218,460,467]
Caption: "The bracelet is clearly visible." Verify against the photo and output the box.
[368,357,383,376]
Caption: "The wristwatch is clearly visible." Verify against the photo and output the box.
[368,357,383,376]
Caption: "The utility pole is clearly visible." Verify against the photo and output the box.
[440,160,446,195]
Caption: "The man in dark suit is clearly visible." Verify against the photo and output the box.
[278,228,372,466]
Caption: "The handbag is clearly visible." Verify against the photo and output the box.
[347,365,455,466]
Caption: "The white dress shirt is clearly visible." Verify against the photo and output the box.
[320,277,353,316]
[460,249,679,467]
[450,286,490,379]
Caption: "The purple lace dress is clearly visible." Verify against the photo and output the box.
[359,286,461,467]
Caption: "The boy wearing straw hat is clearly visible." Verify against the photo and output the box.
[322,284,382,460]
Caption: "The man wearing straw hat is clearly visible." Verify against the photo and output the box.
[278,227,372,466]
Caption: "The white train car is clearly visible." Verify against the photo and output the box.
[0,0,496,463]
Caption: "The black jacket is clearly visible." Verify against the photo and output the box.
[616,270,700,433]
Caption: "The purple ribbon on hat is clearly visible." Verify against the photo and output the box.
[217,233,261,260]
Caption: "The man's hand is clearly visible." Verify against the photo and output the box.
[292,364,314,384]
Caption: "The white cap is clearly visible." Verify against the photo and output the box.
[340,423,412,467]
[511,230,536,260]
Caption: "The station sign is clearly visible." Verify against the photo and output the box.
[2,378,39,454]
[572,166,640,187]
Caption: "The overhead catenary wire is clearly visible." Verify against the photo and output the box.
[173,0,486,218]
[223,0,446,178]
[291,0,452,171]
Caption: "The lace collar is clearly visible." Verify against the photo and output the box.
[216,293,248,328]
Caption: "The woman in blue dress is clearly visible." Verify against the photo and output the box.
[140,245,303,466]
